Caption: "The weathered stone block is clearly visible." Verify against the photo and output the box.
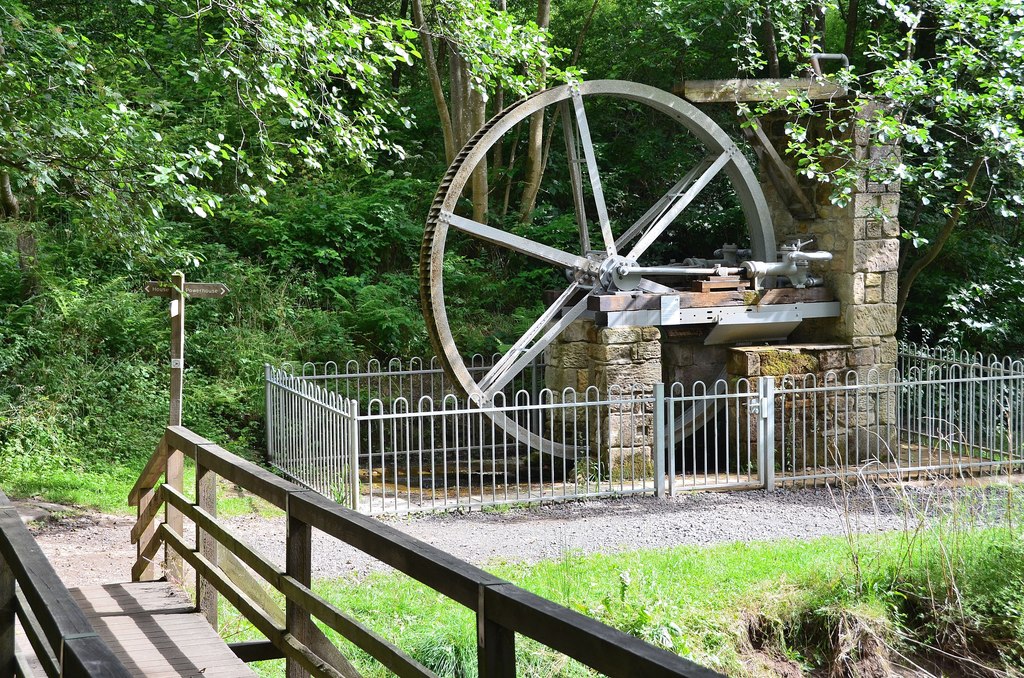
[866,286,882,303]
[854,193,881,218]
[759,350,820,376]
[847,347,877,367]
[559,342,590,369]
[865,273,882,287]
[595,361,662,389]
[819,349,848,371]
[848,303,897,337]
[631,342,662,361]
[728,349,761,377]
[854,239,899,273]
[882,216,901,238]
[589,343,632,364]
[866,219,883,239]
[599,327,642,345]
[641,327,661,341]
[882,272,898,303]
[562,319,591,343]
[879,338,898,366]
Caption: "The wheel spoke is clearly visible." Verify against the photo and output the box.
[636,278,676,294]
[571,88,616,256]
[560,101,590,253]
[615,155,716,251]
[625,152,732,261]
[444,212,592,272]
[479,283,590,397]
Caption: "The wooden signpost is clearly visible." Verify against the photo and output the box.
[143,271,228,615]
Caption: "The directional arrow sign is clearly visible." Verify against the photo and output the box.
[144,281,229,298]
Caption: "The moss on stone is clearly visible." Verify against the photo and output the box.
[759,350,819,377]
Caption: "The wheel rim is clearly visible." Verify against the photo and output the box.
[420,80,775,452]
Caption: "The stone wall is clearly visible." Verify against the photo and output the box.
[728,345,898,474]
[546,319,660,476]
[761,102,900,377]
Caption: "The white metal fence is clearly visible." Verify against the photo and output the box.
[266,345,1024,514]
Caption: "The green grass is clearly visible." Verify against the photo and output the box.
[212,503,1024,677]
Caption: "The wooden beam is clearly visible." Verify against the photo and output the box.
[675,78,847,103]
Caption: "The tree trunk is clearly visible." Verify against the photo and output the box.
[762,4,781,78]
[1,171,38,299]
[469,86,488,223]
[517,0,552,223]
[392,0,410,90]
[897,156,986,318]
[843,0,859,60]
[412,0,456,163]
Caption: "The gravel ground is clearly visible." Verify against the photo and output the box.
[23,487,914,586]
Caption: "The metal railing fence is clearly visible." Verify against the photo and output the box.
[267,347,1024,514]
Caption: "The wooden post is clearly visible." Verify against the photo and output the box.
[0,552,14,677]
[165,270,186,583]
[143,274,229,585]
[285,494,312,678]
[197,447,218,628]
[478,585,516,678]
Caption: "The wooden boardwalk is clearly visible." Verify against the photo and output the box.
[68,582,254,677]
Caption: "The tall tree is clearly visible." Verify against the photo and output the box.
[0,0,419,276]
[411,0,563,222]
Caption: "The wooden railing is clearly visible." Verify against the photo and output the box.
[130,425,723,677]
[0,490,132,677]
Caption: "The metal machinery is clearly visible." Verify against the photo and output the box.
[420,80,840,413]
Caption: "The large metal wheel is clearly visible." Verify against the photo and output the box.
[421,80,775,408]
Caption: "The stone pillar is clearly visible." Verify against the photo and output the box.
[761,102,900,378]
[728,344,899,475]
[546,320,661,476]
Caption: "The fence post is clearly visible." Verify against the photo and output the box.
[265,364,274,464]
[286,492,312,678]
[196,446,218,628]
[164,270,185,583]
[478,585,515,678]
[348,399,360,511]
[1,552,13,676]
[654,382,666,498]
[758,378,776,491]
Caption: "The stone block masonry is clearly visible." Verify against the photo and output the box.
[728,345,898,474]
[763,101,901,376]
[546,319,660,477]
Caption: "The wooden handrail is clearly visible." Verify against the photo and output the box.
[0,491,132,677]
[134,425,724,678]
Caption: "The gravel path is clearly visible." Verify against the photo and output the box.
[24,488,907,586]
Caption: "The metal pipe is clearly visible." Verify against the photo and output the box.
[616,264,744,277]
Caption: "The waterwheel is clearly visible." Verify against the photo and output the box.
[420,79,779,454]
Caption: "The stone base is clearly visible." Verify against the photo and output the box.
[546,320,661,476]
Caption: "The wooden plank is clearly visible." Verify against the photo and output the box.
[692,278,749,293]
[13,588,60,676]
[130,481,164,544]
[128,437,168,507]
[0,495,131,676]
[278,576,438,678]
[588,290,747,312]
[741,112,817,219]
[288,491,504,610]
[70,583,194,618]
[197,462,218,627]
[758,287,833,305]
[676,78,847,103]
[1,549,13,677]
[81,605,255,677]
